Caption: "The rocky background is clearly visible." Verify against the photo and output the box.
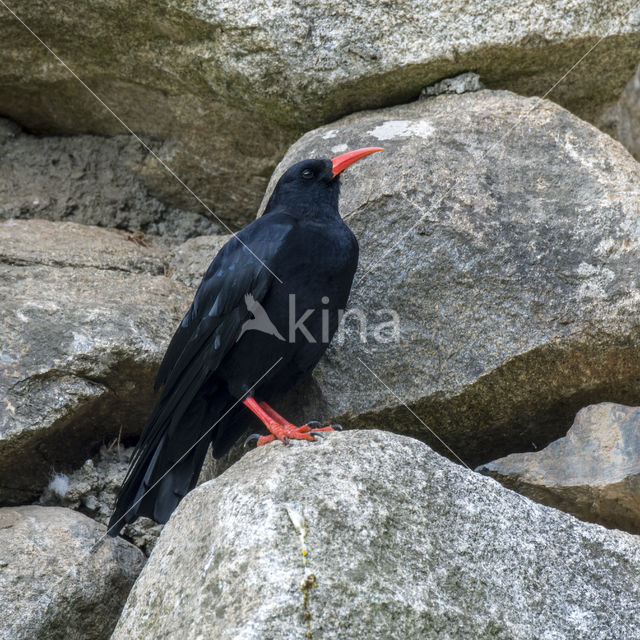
[2,2,640,639]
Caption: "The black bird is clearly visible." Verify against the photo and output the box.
[107,147,382,536]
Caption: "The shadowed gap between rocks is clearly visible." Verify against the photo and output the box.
[488,477,640,535]
[282,339,640,470]
[0,359,159,506]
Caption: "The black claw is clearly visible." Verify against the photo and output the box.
[283,436,290,445]
[331,423,343,431]
[309,431,325,439]
[306,420,321,427]
[244,434,261,447]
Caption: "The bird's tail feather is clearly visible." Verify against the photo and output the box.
[107,390,228,536]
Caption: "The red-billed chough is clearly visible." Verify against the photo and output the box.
[108,147,382,536]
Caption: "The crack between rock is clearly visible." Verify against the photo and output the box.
[0,255,163,276]
[7,368,111,394]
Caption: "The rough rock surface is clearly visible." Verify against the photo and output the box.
[0,119,218,242]
[38,445,162,555]
[260,90,640,468]
[168,234,228,288]
[0,505,144,640]
[2,2,639,226]
[111,430,640,640]
[0,218,192,504]
[600,62,640,163]
[477,402,640,535]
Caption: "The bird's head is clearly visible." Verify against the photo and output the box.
[264,147,383,218]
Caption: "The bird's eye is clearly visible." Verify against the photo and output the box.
[301,168,314,180]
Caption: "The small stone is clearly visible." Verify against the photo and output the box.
[420,72,484,97]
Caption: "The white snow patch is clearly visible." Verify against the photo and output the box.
[368,119,435,141]
[331,143,348,153]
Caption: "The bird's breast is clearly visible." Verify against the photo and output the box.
[217,220,358,398]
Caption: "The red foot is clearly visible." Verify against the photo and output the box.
[243,397,337,446]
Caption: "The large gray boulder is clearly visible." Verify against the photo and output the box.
[477,402,640,535]
[260,90,640,467]
[0,118,218,242]
[0,218,192,504]
[2,1,639,226]
[111,430,640,640]
[0,505,144,640]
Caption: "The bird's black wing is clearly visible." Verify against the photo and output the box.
[108,216,292,533]
[139,216,292,456]
[156,238,271,395]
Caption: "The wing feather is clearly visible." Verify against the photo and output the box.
[120,217,291,485]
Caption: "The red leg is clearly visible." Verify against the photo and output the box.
[243,398,336,446]
[257,402,290,426]
[257,402,306,433]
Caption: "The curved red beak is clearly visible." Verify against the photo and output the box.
[331,147,383,178]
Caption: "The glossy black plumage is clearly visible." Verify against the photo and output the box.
[108,157,360,536]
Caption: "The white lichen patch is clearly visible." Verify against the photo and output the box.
[321,129,338,139]
[331,143,348,153]
[577,262,615,300]
[71,331,92,354]
[368,119,435,141]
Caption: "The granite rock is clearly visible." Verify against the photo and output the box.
[112,430,640,640]
[2,1,639,226]
[0,219,192,504]
[0,119,218,241]
[262,90,640,468]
